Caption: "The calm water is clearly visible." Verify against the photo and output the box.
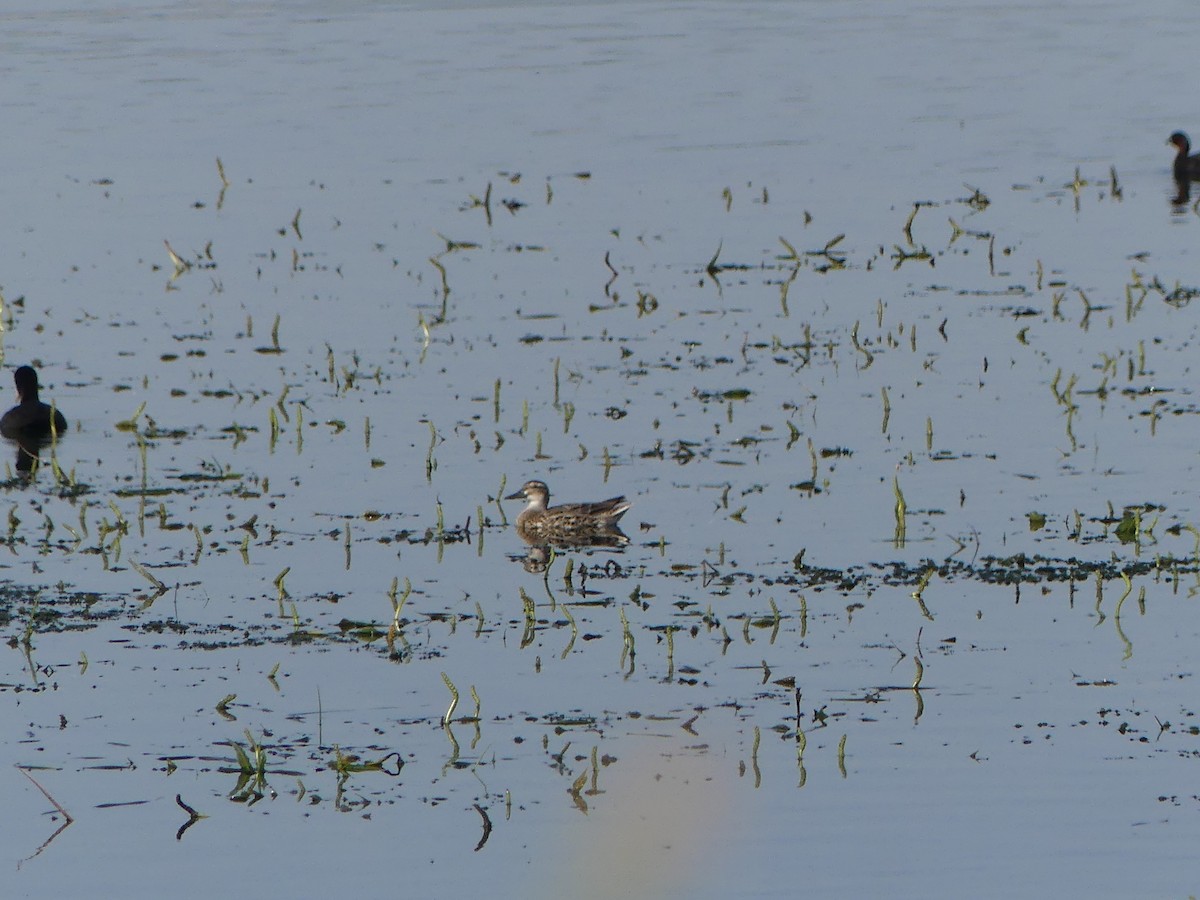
[4,1,1200,897]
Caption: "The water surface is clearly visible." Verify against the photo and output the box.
[4,2,1200,898]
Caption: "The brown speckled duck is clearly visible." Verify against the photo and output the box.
[505,480,631,543]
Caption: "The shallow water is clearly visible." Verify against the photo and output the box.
[4,1,1200,897]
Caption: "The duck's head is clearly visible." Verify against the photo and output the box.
[505,480,550,509]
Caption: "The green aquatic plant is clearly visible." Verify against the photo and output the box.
[465,181,492,225]
[777,235,801,264]
[1115,509,1140,544]
[130,559,167,595]
[902,203,922,246]
[750,725,762,788]
[603,251,619,297]
[784,420,801,450]
[559,602,577,659]
[891,244,931,269]
[173,793,205,840]
[850,321,874,370]
[961,184,990,210]
[520,587,536,649]
[441,671,459,726]
[635,291,658,317]
[273,567,290,602]
[702,241,725,286]
[163,240,191,278]
[619,606,634,674]
[425,421,438,480]
[911,567,935,621]
[255,314,283,354]
[795,725,807,789]
[115,402,146,433]
[216,694,237,720]
[428,256,450,316]
[809,232,846,263]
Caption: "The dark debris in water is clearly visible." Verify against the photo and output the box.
[7,549,1195,655]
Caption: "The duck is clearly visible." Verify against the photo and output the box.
[0,365,67,438]
[505,479,631,543]
[1169,132,1200,180]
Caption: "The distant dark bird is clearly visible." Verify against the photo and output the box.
[1169,132,1200,180]
[0,365,67,438]
[505,479,630,544]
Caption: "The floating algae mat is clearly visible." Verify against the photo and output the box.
[5,2,1200,898]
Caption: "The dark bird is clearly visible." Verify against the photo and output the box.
[1169,132,1200,180]
[0,365,67,438]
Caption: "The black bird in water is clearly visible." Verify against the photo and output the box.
[1168,131,1200,181]
[0,365,67,437]
[0,365,67,473]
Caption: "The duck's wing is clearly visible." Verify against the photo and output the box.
[566,496,630,519]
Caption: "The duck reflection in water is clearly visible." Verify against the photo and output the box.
[504,479,631,572]
[0,365,67,474]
